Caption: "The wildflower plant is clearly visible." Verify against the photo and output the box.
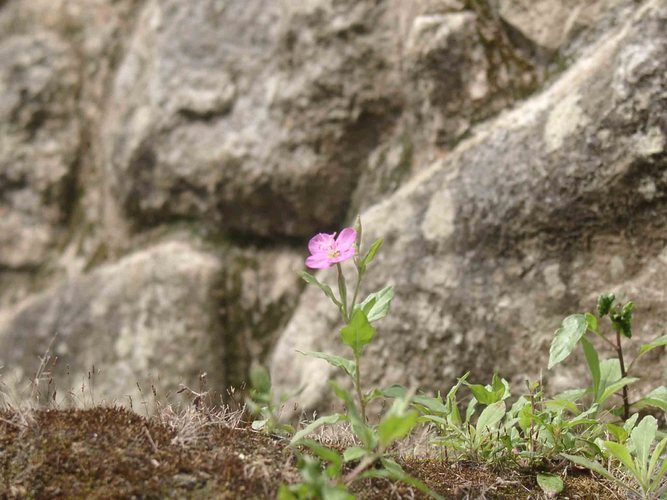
[278,218,665,498]
[283,217,441,499]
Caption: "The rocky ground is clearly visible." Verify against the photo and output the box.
[0,406,622,499]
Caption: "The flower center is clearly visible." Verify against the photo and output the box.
[327,249,340,259]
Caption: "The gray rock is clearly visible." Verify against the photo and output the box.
[0,239,302,407]
[270,0,667,412]
[0,32,80,269]
[102,0,400,239]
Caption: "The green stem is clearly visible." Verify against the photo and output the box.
[593,329,617,350]
[336,263,349,322]
[354,352,367,423]
[615,329,630,420]
[350,268,363,315]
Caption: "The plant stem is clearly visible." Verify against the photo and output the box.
[593,330,617,350]
[615,329,630,420]
[350,268,362,314]
[336,263,349,322]
[343,453,378,485]
[354,352,367,423]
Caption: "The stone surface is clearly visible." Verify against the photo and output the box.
[0,239,302,406]
[0,0,665,411]
[0,32,80,269]
[101,0,401,239]
[271,0,667,412]
[498,0,632,55]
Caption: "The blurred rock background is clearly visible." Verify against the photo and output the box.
[0,0,664,410]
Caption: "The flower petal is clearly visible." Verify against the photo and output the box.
[335,228,356,252]
[305,255,332,269]
[308,233,334,255]
[330,246,355,263]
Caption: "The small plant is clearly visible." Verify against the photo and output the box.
[563,415,667,499]
[283,218,441,498]
[245,365,294,437]
[277,220,665,498]
[548,292,667,419]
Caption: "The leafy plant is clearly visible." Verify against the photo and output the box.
[287,217,441,498]
[563,415,667,499]
[245,365,294,437]
[548,293,666,419]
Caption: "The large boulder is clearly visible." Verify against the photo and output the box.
[270,0,667,412]
[101,0,401,239]
[0,238,302,406]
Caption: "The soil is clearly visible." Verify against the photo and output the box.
[0,407,622,499]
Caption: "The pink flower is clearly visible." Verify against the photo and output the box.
[305,228,357,269]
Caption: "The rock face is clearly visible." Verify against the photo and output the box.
[0,33,79,269]
[271,0,667,411]
[0,241,224,405]
[0,0,664,408]
[0,239,302,405]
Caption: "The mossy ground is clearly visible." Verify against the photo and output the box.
[0,406,623,499]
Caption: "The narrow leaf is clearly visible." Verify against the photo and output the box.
[299,351,355,379]
[297,271,341,306]
[343,446,366,462]
[598,377,639,406]
[378,411,418,448]
[580,336,601,400]
[291,414,347,445]
[604,441,640,479]
[561,454,621,486]
[362,238,383,268]
[639,335,667,355]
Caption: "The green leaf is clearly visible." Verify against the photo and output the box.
[648,437,667,487]
[580,336,601,400]
[297,439,343,473]
[536,473,564,495]
[630,416,658,471]
[298,271,341,307]
[633,386,667,413]
[291,414,347,445]
[548,314,587,369]
[597,293,616,317]
[299,351,356,380]
[360,238,383,269]
[339,309,375,357]
[585,312,599,333]
[378,411,419,448]
[561,454,619,485]
[329,382,375,449]
[599,359,621,388]
[604,441,640,479]
[249,365,271,394]
[358,286,394,323]
[342,446,366,462]
[598,377,639,406]
[251,419,268,431]
[639,335,667,355]
[606,423,628,443]
[467,384,502,405]
[476,400,506,435]
[624,413,640,434]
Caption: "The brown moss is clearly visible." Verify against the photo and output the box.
[0,407,622,499]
